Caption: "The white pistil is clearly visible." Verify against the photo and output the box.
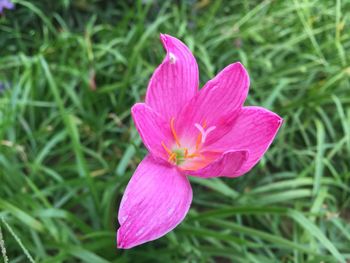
[194,123,216,143]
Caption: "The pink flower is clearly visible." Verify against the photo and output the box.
[117,34,283,249]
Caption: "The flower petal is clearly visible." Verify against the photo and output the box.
[117,155,192,249]
[184,150,249,178]
[145,34,199,120]
[176,62,250,146]
[131,103,174,160]
[0,0,14,12]
[208,106,283,175]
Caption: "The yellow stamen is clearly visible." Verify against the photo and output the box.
[161,141,172,155]
[170,117,181,147]
[168,153,176,162]
[161,118,213,166]
[195,135,202,150]
[184,148,189,158]
[187,152,201,158]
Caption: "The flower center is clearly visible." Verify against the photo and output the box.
[161,117,216,167]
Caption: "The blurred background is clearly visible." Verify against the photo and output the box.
[0,0,350,262]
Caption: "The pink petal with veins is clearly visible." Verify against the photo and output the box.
[183,150,249,177]
[176,63,249,146]
[117,155,192,249]
[131,103,174,160]
[208,106,283,176]
[146,34,199,121]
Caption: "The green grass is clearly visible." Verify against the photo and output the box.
[0,0,350,262]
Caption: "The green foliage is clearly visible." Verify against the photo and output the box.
[1,0,350,262]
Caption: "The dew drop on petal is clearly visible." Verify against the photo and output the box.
[169,52,176,64]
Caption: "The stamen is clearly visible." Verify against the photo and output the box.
[162,119,216,166]
[184,148,188,158]
[195,133,202,150]
[170,117,181,147]
[161,141,172,155]
[168,153,176,162]
[186,152,201,158]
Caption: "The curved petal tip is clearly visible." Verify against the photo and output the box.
[159,33,173,50]
[117,227,134,249]
[145,33,198,120]
[117,229,127,249]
